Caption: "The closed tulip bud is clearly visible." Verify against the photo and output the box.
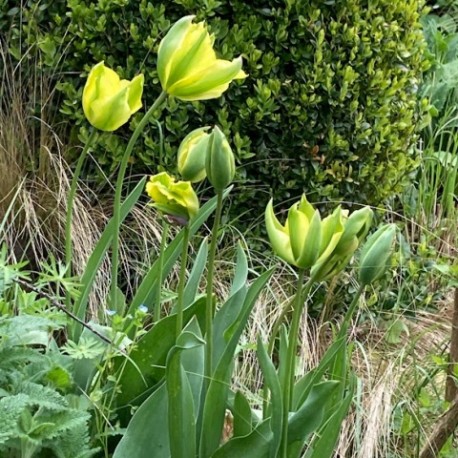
[359,224,397,285]
[82,62,144,131]
[205,126,235,191]
[146,172,199,222]
[157,16,247,101]
[177,127,211,182]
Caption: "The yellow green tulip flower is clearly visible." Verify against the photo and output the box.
[82,61,144,131]
[146,172,199,221]
[265,195,329,270]
[157,16,247,101]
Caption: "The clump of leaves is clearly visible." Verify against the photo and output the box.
[0,254,98,458]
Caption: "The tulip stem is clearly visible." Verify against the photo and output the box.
[338,284,365,340]
[280,269,314,458]
[204,190,224,391]
[154,218,169,323]
[65,128,96,310]
[65,128,96,271]
[110,90,167,312]
[176,224,190,337]
[262,277,314,419]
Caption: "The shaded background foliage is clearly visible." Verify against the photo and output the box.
[1,0,427,224]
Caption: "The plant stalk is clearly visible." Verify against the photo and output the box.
[204,190,224,391]
[65,128,96,273]
[280,268,311,458]
[263,277,313,419]
[337,284,365,340]
[154,219,169,323]
[109,90,167,311]
[176,224,190,337]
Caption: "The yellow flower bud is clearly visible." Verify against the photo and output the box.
[157,16,247,101]
[146,172,199,222]
[205,126,235,191]
[177,127,211,182]
[82,62,144,132]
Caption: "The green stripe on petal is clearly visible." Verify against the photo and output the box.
[265,200,295,266]
[168,57,243,99]
[296,209,322,269]
[157,16,195,88]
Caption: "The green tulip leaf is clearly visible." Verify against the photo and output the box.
[114,297,206,409]
[71,177,146,341]
[113,382,169,458]
[257,335,283,458]
[199,268,274,458]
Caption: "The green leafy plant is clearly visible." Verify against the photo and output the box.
[2,0,428,222]
[0,260,97,458]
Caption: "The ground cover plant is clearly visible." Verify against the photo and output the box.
[0,2,457,458]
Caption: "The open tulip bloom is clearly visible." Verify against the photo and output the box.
[157,15,247,100]
[146,172,199,222]
[266,195,373,277]
[82,62,144,131]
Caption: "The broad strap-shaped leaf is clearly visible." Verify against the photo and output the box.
[232,391,253,438]
[212,419,272,458]
[166,322,204,458]
[292,338,345,410]
[305,375,355,458]
[113,383,169,458]
[212,244,249,368]
[71,178,146,341]
[199,268,274,458]
[128,188,231,318]
[214,382,340,458]
[183,238,208,308]
[257,336,283,458]
[230,242,249,295]
[288,380,341,454]
[114,297,206,408]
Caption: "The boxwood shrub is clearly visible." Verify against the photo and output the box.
[2,0,428,223]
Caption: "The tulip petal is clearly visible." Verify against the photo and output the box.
[265,200,295,266]
[82,62,144,131]
[298,194,316,221]
[146,172,199,220]
[89,87,131,131]
[288,204,309,261]
[166,22,216,88]
[320,207,344,253]
[296,210,322,269]
[168,57,244,100]
[127,74,145,113]
[157,16,196,88]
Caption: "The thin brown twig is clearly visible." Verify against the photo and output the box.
[13,277,115,347]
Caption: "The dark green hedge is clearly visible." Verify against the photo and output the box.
[2,0,428,223]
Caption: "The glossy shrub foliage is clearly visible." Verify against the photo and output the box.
[2,0,427,216]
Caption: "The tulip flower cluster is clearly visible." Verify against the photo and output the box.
[266,195,374,280]
[81,15,243,223]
